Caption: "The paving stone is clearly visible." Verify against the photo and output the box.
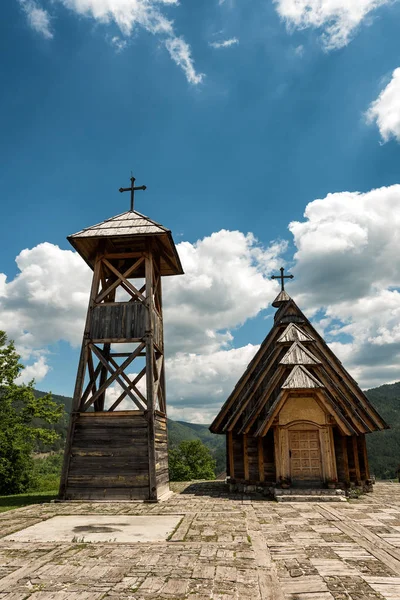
[2,482,400,599]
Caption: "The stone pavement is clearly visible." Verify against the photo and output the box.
[2,482,400,599]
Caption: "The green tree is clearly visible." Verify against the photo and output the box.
[169,440,216,481]
[0,332,63,495]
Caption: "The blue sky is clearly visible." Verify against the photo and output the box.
[1,0,400,421]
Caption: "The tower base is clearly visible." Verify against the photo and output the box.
[60,411,169,501]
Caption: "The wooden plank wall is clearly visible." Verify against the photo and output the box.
[247,436,259,481]
[232,434,244,479]
[333,428,347,483]
[90,303,146,340]
[65,412,149,500]
[155,413,169,497]
[262,431,276,482]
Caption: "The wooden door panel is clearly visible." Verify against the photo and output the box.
[289,429,322,482]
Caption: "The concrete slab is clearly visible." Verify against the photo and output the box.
[3,514,183,543]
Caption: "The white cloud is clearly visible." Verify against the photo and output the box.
[289,183,400,389]
[165,37,204,85]
[16,355,50,384]
[0,242,91,359]
[366,68,400,143]
[165,345,259,423]
[209,37,239,49]
[55,0,202,84]
[163,230,288,355]
[109,35,128,52]
[273,0,392,50]
[19,0,53,39]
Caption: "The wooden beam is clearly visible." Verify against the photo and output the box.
[243,434,249,481]
[258,437,264,483]
[361,435,371,480]
[145,249,157,501]
[79,361,102,409]
[341,436,350,483]
[273,427,281,482]
[352,436,361,484]
[228,431,234,479]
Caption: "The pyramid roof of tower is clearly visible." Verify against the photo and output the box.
[210,296,389,437]
[68,210,183,276]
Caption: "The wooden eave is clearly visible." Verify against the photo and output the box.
[238,365,289,434]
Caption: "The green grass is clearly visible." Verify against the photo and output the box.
[0,490,58,513]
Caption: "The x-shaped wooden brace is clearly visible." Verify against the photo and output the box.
[81,342,146,411]
[107,366,147,411]
[95,257,146,304]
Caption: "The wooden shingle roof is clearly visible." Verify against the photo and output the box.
[68,210,183,276]
[210,295,389,437]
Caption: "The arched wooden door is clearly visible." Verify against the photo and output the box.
[289,429,322,483]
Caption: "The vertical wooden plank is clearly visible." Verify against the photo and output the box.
[280,429,290,480]
[145,248,157,501]
[243,434,249,481]
[273,427,281,482]
[360,435,370,480]
[352,436,361,484]
[258,437,264,482]
[329,427,338,480]
[341,435,350,483]
[228,431,235,479]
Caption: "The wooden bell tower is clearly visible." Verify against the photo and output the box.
[59,176,183,501]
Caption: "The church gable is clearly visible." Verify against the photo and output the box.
[279,342,320,366]
[282,365,323,388]
[210,288,389,437]
[277,323,314,344]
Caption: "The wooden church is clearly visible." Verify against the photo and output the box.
[59,176,183,502]
[210,269,388,491]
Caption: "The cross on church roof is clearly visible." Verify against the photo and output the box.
[119,175,147,212]
[271,267,294,291]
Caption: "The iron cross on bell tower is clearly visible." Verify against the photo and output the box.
[119,176,147,211]
[271,267,294,291]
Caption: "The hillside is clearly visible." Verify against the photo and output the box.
[365,382,400,479]
[34,380,400,479]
